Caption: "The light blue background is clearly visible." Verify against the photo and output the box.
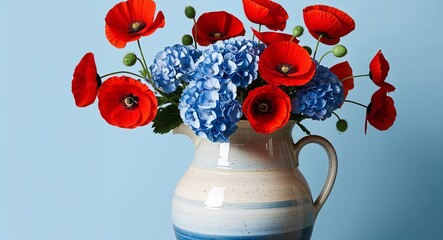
[0,0,442,239]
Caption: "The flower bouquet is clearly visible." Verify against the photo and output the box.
[71,0,396,142]
[71,0,398,238]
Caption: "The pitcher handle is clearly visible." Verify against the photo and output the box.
[293,135,338,220]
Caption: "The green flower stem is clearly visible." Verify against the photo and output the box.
[257,24,262,44]
[193,18,198,49]
[100,71,144,79]
[318,50,333,64]
[341,74,370,82]
[137,40,151,81]
[312,35,323,59]
[332,112,341,120]
[296,121,311,136]
[344,100,368,109]
[157,92,179,106]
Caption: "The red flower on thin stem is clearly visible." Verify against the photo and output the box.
[243,85,291,134]
[105,0,165,48]
[303,5,355,45]
[259,41,315,86]
[365,87,396,133]
[242,0,289,31]
[98,76,157,129]
[251,28,299,46]
[369,50,395,92]
[192,11,245,46]
[72,52,101,107]
[330,61,354,100]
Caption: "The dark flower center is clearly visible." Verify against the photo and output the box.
[253,99,273,115]
[210,32,224,39]
[128,21,146,34]
[277,64,295,75]
[120,94,139,110]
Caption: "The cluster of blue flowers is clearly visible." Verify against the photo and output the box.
[149,44,203,93]
[200,38,265,88]
[176,38,263,142]
[179,78,242,142]
[291,63,344,120]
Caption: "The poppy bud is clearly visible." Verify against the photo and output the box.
[184,6,196,19]
[303,46,312,55]
[123,53,137,66]
[182,34,194,46]
[292,26,304,37]
[333,45,347,58]
[336,119,348,132]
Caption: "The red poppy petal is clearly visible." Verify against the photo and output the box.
[370,50,390,84]
[105,0,165,48]
[72,52,100,107]
[243,0,288,31]
[330,61,354,94]
[193,11,245,46]
[303,5,355,45]
[251,28,298,46]
[243,85,290,134]
[243,0,270,24]
[365,87,396,133]
[128,0,155,23]
[141,11,165,37]
[259,41,314,86]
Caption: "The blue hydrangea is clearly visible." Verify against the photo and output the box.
[179,77,242,143]
[291,64,344,120]
[200,37,265,88]
[150,44,203,93]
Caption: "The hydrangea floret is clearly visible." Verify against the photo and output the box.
[292,63,344,120]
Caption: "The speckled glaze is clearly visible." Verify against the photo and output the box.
[172,121,338,240]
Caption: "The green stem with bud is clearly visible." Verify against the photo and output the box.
[253,24,262,43]
[137,40,151,81]
[344,100,368,109]
[341,74,370,82]
[312,35,323,59]
[100,71,144,79]
[318,51,333,64]
[332,112,341,120]
[296,121,311,136]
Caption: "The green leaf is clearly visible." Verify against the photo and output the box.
[152,104,183,134]
[139,69,149,78]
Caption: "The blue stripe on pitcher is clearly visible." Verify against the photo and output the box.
[173,225,314,240]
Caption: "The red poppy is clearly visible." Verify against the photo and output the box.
[98,76,158,129]
[365,87,396,134]
[251,28,299,46]
[330,61,354,100]
[259,41,315,86]
[243,85,291,134]
[242,0,289,31]
[72,52,101,107]
[303,5,355,45]
[192,11,245,46]
[105,0,165,48]
[369,50,395,92]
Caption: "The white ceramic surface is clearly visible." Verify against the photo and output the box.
[171,121,338,240]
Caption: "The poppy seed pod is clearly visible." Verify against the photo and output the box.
[123,53,137,66]
[333,45,347,57]
[293,26,304,37]
[184,6,196,19]
[336,119,348,132]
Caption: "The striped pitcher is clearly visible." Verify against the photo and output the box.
[172,121,338,240]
